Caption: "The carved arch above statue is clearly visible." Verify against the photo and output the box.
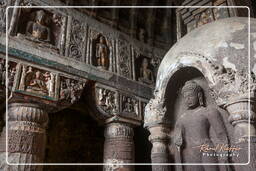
[144,51,256,127]
[144,51,218,126]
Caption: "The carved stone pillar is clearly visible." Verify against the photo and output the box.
[0,103,48,171]
[225,95,256,170]
[103,122,134,171]
[148,125,170,171]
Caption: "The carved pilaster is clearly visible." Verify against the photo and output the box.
[103,122,134,171]
[0,103,48,171]
[148,125,170,171]
[225,95,256,170]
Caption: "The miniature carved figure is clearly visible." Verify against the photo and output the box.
[138,58,154,84]
[124,97,134,113]
[19,65,27,90]
[44,72,55,97]
[26,70,48,95]
[26,10,51,43]
[96,36,109,70]
[8,65,16,89]
[60,78,71,100]
[60,78,85,104]
[98,88,116,114]
[174,80,230,171]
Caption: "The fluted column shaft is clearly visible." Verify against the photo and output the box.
[0,103,48,171]
[103,122,134,171]
[148,125,170,171]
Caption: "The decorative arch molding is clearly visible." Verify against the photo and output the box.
[144,51,256,127]
[144,52,218,127]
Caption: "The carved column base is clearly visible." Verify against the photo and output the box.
[0,103,48,171]
[148,125,170,171]
[103,122,134,171]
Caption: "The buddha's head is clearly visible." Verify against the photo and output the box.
[182,80,204,109]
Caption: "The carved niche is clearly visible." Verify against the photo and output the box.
[117,39,132,79]
[59,76,86,105]
[89,29,112,71]
[135,55,154,85]
[17,65,57,98]
[66,18,86,61]
[95,85,118,116]
[16,9,64,52]
[120,94,141,120]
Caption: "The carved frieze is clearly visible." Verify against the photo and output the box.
[117,39,132,79]
[95,84,146,122]
[67,18,86,61]
[95,85,118,116]
[16,65,57,98]
[59,76,86,104]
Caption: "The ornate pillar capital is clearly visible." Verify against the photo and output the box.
[144,95,168,128]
